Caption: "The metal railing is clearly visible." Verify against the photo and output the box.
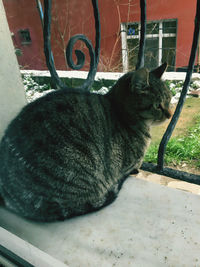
[37,0,200,184]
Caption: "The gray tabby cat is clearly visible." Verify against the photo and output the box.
[0,63,172,222]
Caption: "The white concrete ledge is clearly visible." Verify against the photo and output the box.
[21,70,123,81]
[0,227,68,267]
[21,70,200,81]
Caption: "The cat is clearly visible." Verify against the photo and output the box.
[0,63,172,222]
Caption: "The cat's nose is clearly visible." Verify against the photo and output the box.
[161,102,173,119]
[165,108,172,119]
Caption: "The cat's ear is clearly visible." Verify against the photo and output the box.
[131,68,149,92]
[151,62,167,79]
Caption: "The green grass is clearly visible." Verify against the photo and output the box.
[144,115,200,169]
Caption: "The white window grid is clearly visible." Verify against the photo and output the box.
[121,20,177,72]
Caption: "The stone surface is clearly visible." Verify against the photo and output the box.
[136,170,200,195]
[0,177,200,266]
[0,227,67,267]
[168,180,200,194]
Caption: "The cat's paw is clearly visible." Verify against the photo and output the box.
[131,169,139,174]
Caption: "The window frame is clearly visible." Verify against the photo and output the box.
[18,29,32,45]
[121,19,177,72]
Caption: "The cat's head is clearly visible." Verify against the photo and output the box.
[111,63,172,126]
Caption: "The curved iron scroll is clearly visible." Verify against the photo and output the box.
[37,0,100,91]
[157,0,200,171]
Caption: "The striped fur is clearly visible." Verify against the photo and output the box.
[0,65,171,221]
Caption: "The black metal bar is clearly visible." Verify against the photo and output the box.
[157,0,200,171]
[92,0,101,67]
[36,0,55,82]
[136,0,146,70]
[0,244,34,267]
[35,0,44,27]
[43,0,65,89]
[141,162,200,185]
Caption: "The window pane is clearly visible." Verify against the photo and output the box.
[146,22,159,34]
[162,37,176,71]
[127,38,159,70]
[127,39,139,70]
[163,21,177,34]
[144,38,159,69]
[127,23,139,36]
[19,29,31,45]
[125,20,177,71]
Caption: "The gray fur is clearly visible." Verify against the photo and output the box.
[0,65,171,221]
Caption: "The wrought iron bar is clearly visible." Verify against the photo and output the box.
[36,0,55,84]
[43,0,65,89]
[40,0,100,91]
[0,244,34,267]
[136,0,146,70]
[36,0,44,27]
[157,0,200,171]
[92,0,101,67]
[141,162,200,185]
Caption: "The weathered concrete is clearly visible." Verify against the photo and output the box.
[136,170,200,195]
[0,176,200,266]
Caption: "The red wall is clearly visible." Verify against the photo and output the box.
[3,0,46,69]
[3,0,198,71]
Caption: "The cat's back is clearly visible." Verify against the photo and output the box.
[0,89,117,221]
[0,89,111,169]
[2,89,108,140]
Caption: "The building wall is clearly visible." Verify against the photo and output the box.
[2,0,198,72]
[3,0,46,69]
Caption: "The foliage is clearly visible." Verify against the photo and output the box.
[22,74,52,102]
[165,80,184,96]
[144,115,200,169]
[23,74,50,92]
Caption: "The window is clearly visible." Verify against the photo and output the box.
[18,29,32,45]
[120,20,177,72]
